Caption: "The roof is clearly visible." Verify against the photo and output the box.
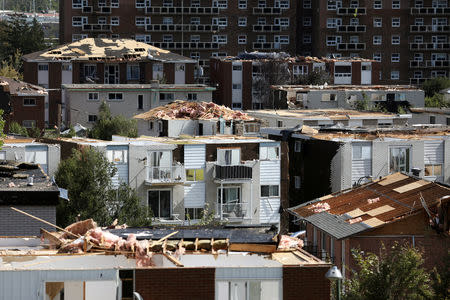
[62,83,215,92]
[134,100,256,121]
[131,135,275,145]
[289,173,450,239]
[215,52,375,63]
[23,38,195,63]
[272,84,422,92]
[0,76,47,96]
[410,107,450,115]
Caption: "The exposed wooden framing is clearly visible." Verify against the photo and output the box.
[40,228,64,247]
[229,243,277,253]
[195,237,199,252]
[156,231,178,243]
[163,253,184,267]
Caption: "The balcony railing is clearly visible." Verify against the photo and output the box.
[336,43,365,50]
[145,24,220,32]
[252,7,282,14]
[336,25,366,32]
[410,25,450,32]
[217,202,248,219]
[409,43,450,50]
[215,165,252,180]
[146,166,183,184]
[410,78,429,85]
[145,6,220,14]
[410,7,450,15]
[149,42,220,50]
[82,24,112,32]
[337,7,366,15]
[253,25,282,32]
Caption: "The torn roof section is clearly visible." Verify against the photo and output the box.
[217,52,376,63]
[288,173,450,240]
[271,84,422,92]
[0,76,47,96]
[22,38,196,63]
[134,100,256,121]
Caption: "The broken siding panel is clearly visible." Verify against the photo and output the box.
[25,145,48,174]
[184,182,206,208]
[184,144,206,169]
[260,198,281,224]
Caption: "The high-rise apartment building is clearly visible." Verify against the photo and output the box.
[60,0,298,82]
[299,0,449,85]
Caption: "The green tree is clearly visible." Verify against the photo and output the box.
[431,251,450,300]
[89,101,138,141]
[55,148,151,227]
[425,94,449,108]
[343,244,434,300]
[422,77,450,98]
[8,121,29,136]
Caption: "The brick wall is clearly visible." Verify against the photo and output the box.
[0,205,55,236]
[283,266,331,300]
[135,268,215,300]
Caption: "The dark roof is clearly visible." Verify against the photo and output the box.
[109,226,277,244]
[289,173,450,239]
[0,76,47,96]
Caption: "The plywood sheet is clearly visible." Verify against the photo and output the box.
[319,194,334,201]
[378,173,408,186]
[363,217,385,227]
[366,205,395,217]
[393,180,431,193]
[346,208,365,218]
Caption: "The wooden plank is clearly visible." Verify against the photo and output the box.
[229,244,276,253]
[156,231,178,243]
[366,205,395,217]
[393,181,430,193]
[363,217,385,227]
[378,173,408,186]
[346,208,365,218]
[40,228,64,246]
[163,253,184,267]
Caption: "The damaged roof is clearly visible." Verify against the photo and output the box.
[289,173,450,239]
[62,83,215,92]
[133,135,274,145]
[134,100,256,121]
[0,76,47,96]
[272,84,422,92]
[217,52,375,63]
[23,38,195,63]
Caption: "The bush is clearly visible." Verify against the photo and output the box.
[425,94,449,108]
[422,77,450,98]
[8,121,28,136]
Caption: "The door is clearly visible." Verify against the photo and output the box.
[148,190,171,218]
[104,64,119,84]
[361,62,372,84]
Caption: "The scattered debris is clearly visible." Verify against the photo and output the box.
[278,235,304,250]
[367,197,380,204]
[309,202,331,213]
[347,217,363,224]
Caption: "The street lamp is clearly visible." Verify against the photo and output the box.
[325,266,343,300]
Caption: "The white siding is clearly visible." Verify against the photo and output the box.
[184,144,206,169]
[106,146,129,187]
[184,182,206,208]
[424,140,444,164]
[351,142,372,185]
[260,161,280,184]
[260,198,280,224]
[25,145,48,174]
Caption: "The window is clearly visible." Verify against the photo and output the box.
[327,0,342,10]
[414,36,423,43]
[277,120,283,127]
[22,120,36,128]
[392,35,400,44]
[160,93,174,102]
[238,0,247,9]
[327,18,342,28]
[190,35,200,42]
[260,145,280,160]
[72,16,87,26]
[322,93,337,101]
[72,0,82,8]
[212,17,227,28]
[136,0,149,8]
[185,169,204,181]
[135,17,147,26]
[148,190,171,218]
[190,17,200,25]
[23,98,36,106]
[163,35,173,42]
[275,0,290,8]
[98,17,107,25]
[212,35,227,44]
[238,17,247,27]
[392,17,400,27]
[392,0,400,9]
[293,65,308,76]
[294,141,302,152]
[391,53,400,62]
[111,17,119,25]
[191,0,200,7]
[349,36,359,43]
[373,18,382,27]
[391,71,400,80]
[425,164,442,177]
[138,95,144,110]
[232,102,242,109]
[187,93,197,101]
[83,65,97,78]
[429,116,436,124]
[72,34,88,42]
[111,0,119,7]
[257,35,266,43]
[232,84,242,89]
[373,36,382,45]
[238,35,247,44]
[190,52,200,60]
[257,17,266,25]
[163,0,173,6]
[88,115,98,123]
[274,35,289,44]
[212,0,227,8]
[108,93,123,101]
[413,71,423,78]
[163,17,173,24]
[136,34,151,43]
[217,148,240,165]
[374,0,382,9]
[373,53,381,61]
[275,18,289,27]
[350,18,359,26]
[217,187,242,218]
[232,65,242,71]
[244,123,260,133]
[185,208,204,220]
[447,118,450,126]
[389,147,410,173]
[303,34,312,44]
[88,92,99,101]
[258,0,266,7]
[415,18,424,26]
[294,176,301,189]
[350,0,359,8]
[415,0,424,7]
[261,185,279,197]
[303,17,311,26]
[326,36,342,46]
[303,0,311,8]
[127,64,140,80]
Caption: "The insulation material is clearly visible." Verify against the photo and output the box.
[308,202,330,213]
[367,197,380,204]
[62,219,97,238]
[277,235,304,250]
[347,217,363,224]
[45,282,64,300]
[366,205,395,217]
[134,100,255,121]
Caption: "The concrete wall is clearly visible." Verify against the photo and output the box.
[410,112,450,126]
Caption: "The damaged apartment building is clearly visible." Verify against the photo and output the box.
[210,53,381,110]
[263,126,450,207]
[62,82,215,129]
[271,84,425,111]
[43,135,286,229]
[22,38,197,127]
[134,100,264,137]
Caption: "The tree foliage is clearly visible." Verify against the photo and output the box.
[425,94,449,108]
[1,0,58,12]
[422,77,450,98]
[343,244,434,300]
[89,102,138,141]
[431,251,450,300]
[8,121,29,136]
[55,148,151,227]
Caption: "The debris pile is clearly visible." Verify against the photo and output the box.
[309,202,331,213]
[277,235,304,250]
[134,100,255,121]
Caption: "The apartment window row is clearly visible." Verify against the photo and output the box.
[73,0,119,8]
[72,16,119,26]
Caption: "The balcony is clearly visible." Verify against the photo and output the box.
[145,166,184,185]
[409,43,450,50]
[410,25,450,32]
[252,7,282,14]
[410,7,450,15]
[252,25,282,32]
[337,7,366,15]
[215,165,252,181]
[145,6,220,14]
[426,60,449,67]
[336,25,366,32]
[145,24,220,32]
[217,202,248,220]
[150,42,219,50]
[253,42,281,50]
[82,24,112,32]
[336,43,365,50]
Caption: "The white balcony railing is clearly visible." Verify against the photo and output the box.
[217,202,248,220]
[146,166,183,184]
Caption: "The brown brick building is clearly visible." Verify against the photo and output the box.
[299,0,449,85]
[59,0,297,82]
[0,76,48,131]
[22,38,196,127]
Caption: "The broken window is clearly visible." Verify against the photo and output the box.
[261,185,279,197]
[321,93,337,101]
[260,145,280,160]
[389,147,410,173]
[425,164,442,177]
